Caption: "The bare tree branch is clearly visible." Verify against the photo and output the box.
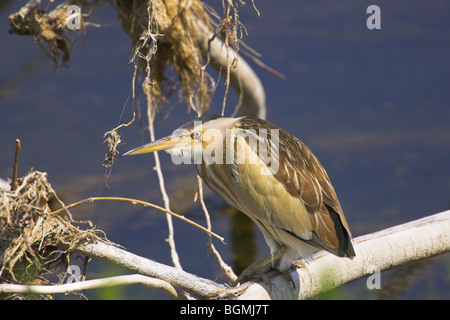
[145,90,183,271]
[0,274,186,300]
[57,240,225,300]
[193,20,267,119]
[232,210,450,299]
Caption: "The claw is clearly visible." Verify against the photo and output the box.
[281,260,307,289]
[281,269,296,289]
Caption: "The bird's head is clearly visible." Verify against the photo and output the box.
[124,116,239,164]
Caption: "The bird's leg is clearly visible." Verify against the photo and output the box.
[232,247,286,286]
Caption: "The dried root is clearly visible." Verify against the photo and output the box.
[0,170,109,298]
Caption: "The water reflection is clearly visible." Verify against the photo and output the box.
[229,209,258,276]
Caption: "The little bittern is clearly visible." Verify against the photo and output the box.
[125,116,355,281]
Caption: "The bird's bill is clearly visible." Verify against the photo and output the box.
[124,136,185,155]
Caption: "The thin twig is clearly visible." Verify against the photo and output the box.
[10,139,21,191]
[197,175,237,283]
[220,0,232,116]
[251,0,260,17]
[102,65,139,185]
[103,64,138,136]
[49,196,225,243]
[238,47,285,79]
[136,1,183,271]
[146,97,183,271]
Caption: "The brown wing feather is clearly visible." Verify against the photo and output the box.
[238,117,355,257]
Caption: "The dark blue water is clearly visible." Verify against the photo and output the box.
[1,0,449,299]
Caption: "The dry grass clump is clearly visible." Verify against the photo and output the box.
[0,171,104,294]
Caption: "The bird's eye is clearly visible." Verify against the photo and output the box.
[191,130,202,140]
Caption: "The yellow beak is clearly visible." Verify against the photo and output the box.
[124,136,184,156]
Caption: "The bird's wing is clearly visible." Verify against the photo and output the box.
[234,118,354,257]
[274,129,354,256]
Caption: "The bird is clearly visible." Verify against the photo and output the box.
[124,115,355,283]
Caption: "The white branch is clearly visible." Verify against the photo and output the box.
[60,240,224,300]
[0,274,185,299]
[146,105,183,271]
[193,21,267,119]
[233,210,450,299]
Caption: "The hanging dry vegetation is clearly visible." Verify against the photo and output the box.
[8,0,246,115]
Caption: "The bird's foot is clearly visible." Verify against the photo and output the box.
[231,258,272,287]
[279,259,308,289]
[279,266,297,289]
[231,248,287,287]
